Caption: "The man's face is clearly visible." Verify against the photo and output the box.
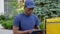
[25,7,34,15]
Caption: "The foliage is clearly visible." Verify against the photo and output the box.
[40,22,45,29]
[0,15,6,20]
[34,0,60,22]
[1,0,24,29]
[8,0,24,15]
[0,20,3,24]
[17,1,24,14]
[2,20,13,29]
[0,15,13,21]
[0,15,13,29]
[7,0,18,17]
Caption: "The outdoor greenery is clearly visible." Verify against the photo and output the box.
[8,0,18,16]
[0,0,17,29]
[34,0,60,22]
[0,0,21,29]
[2,20,13,29]
[40,22,45,29]
[0,15,13,29]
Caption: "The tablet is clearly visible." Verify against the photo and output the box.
[31,30,44,34]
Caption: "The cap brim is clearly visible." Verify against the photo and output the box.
[27,5,35,8]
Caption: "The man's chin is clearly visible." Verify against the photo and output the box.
[27,14,31,16]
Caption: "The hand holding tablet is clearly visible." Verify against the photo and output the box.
[31,29,44,34]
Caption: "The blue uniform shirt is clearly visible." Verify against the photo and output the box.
[13,13,40,31]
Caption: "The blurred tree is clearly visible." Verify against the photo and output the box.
[8,0,17,16]
[17,0,24,14]
[4,0,24,19]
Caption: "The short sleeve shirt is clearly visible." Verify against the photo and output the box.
[13,13,40,31]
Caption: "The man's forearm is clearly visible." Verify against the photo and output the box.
[13,26,40,34]
[13,30,29,34]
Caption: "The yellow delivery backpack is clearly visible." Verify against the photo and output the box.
[45,17,60,34]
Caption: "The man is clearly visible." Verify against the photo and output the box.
[13,0,40,34]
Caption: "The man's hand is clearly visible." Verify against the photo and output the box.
[26,30,33,34]
[26,29,40,34]
[13,26,40,34]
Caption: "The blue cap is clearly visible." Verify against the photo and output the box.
[24,0,35,8]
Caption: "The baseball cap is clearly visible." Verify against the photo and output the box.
[24,0,35,8]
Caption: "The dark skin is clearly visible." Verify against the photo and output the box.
[13,6,40,34]
[24,6,34,16]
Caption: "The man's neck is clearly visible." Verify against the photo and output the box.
[24,12,31,16]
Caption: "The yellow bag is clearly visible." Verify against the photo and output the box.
[46,18,60,34]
